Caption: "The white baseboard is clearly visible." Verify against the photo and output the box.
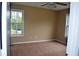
[11,39,56,45]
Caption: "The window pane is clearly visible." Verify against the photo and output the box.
[17,23,22,34]
[11,11,15,23]
[17,12,22,23]
[11,11,16,34]
[17,12,22,34]
[11,23,16,34]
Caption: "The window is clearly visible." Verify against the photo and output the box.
[10,9,24,36]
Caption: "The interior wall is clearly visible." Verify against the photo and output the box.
[11,3,58,44]
[56,10,68,44]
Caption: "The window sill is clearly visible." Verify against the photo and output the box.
[11,34,24,37]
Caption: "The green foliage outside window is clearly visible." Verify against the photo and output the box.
[11,11,23,35]
[11,12,22,30]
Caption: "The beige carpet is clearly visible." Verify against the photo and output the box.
[10,41,66,56]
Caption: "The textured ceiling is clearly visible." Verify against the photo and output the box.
[12,2,70,11]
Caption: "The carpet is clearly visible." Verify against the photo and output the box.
[10,41,66,56]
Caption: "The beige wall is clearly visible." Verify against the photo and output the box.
[11,4,58,44]
[56,10,68,44]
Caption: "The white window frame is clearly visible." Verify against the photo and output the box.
[11,9,24,37]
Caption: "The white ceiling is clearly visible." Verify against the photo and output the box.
[12,2,70,11]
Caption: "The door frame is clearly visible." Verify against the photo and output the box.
[66,2,79,56]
